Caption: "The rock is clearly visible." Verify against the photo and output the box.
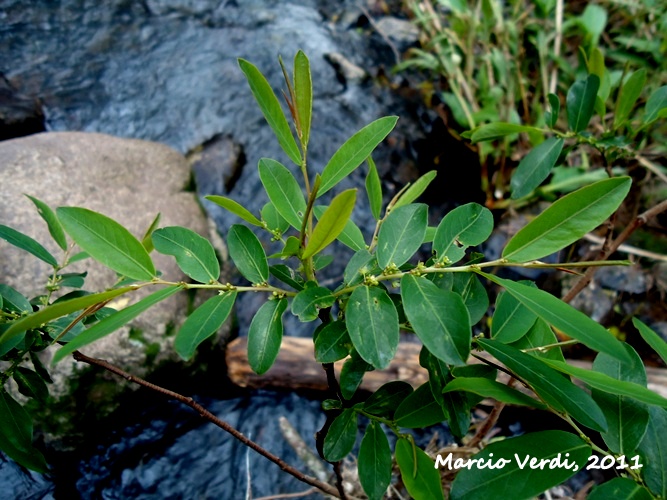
[0,132,223,401]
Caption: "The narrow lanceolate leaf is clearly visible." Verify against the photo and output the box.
[365,156,383,220]
[258,158,307,229]
[313,202,365,252]
[0,224,58,267]
[153,226,220,283]
[589,478,654,500]
[443,378,546,409]
[450,431,590,500]
[57,207,156,280]
[638,407,667,498]
[433,203,492,264]
[174,292,236,360]
[395,439,445,500]
[227,224,269,284]
[634,317,667,366]
[401,275,470,365]
[359,421,392,500]
[52,286,182,364]
[347,286,399,369]
[140,212,161,253]
[247,298,287,375]
[318,116,398,197]
[502,176,631,262]
[323,408,358,462]
[547,93,560,128]
[25,195,67,251]
[303,189,357,259]
[478,338,608,432]
[567,74,600,132]
[470,122,542,143]
[238,58,302,165]
[0,284,31,313]
[377,204,427,269]
[0,287,133,345]
[395,382,446,428]
[314,321,350,363]
[614,69,646,129]
[542,358,667,408]
[644,85,667,124]
[393,170,437,209]
[492,288,537,343]
[0,391,48,473]
[510,137,564,199]
[480,273,630,362]
[291,284,335,322]
[205,196,263,227]
[592,344,649,454]
[14,367,49,402]
[293,50,312,147]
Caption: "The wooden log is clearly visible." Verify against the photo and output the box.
[225,337,667,399]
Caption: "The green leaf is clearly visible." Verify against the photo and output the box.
[291,283,335,322]
[52,286,182,364]
[377,204,427,269]
[139,213,161,254]
[634,317,667,366]
[258,158,306,229]
[343,249,375,286]
[293,50,312,147]
[227,224,269,284]
[393,171,437,209]
[359,421,391,500]
[644,85,667,124]
[25,195,68,251]
[365,156,383,220]
[0,284,32,314]
[0,224,58,267]
[542,358,667,408]
[323,408,358,462]
[478,338,607,432]
[303,189,357,259]
[395,382,446,428]
[312,202,365,252]
[347,286,399,369]
[470,122,542,143]
[502,176,632,262]
[433,203,493,264]
[592,344,649,454]
[614,69,647,129]
[314,321,350,363]
[450,431,590,500]
[509,318,565,362]
[57,207,156,280]
[318,116,398,197]
[247,298,287,375]
[510,137,564,199]
[547,93,560,128]
[29,351,53,384]
[261,202,290,234]
[0,287,133,346]
[492,288,538,343]
[0,391,48,473]
[567,74,600,132]
[269,264,304,291]
[579,4,607,43]
[443,377,546,409]
[14,367,49,402]
[152,226,220,283]
[589,478,654,500]
[174,292,236,360]
[480,273,630,362]
[637,407,667,498]
[395,439,444,500]
[238,58,302,165]
[401,275,470,365]
[205,196,263,227]
[363,381,413,418]
[340,351,374,400]
[452,273,489,325]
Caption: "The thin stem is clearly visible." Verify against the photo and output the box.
[522,339,579,353]
[152,280,297,297]
[71,350,342,498]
